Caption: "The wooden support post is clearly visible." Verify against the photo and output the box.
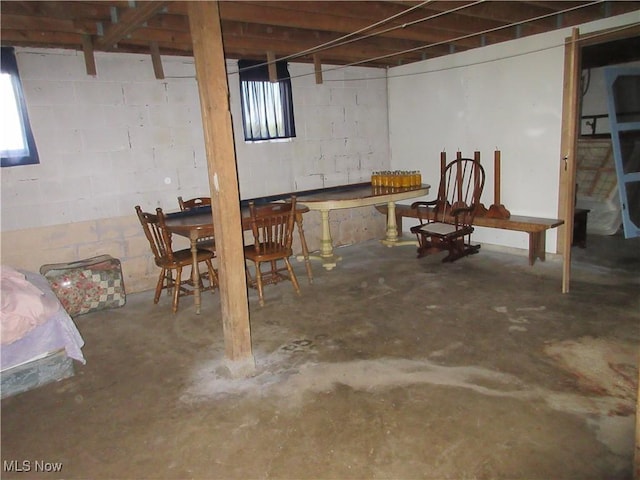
[473,150,488,216]
[267,51,277,83]
[487,150,511,219]
[188,1,254,375]
[635,365,640,480]
[82,35,97,76]
[150,41,164,80]
[494,151,501,206]
[456,155,463,204]
[440,151,446,177]
[313,54,323,85]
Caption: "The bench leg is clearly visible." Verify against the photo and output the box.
[528,231,546,266]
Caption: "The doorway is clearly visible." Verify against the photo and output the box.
[559,26,640,283]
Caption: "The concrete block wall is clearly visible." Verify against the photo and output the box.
[0,216,158,294]
[0,48,389,292]
[230,62,390,198]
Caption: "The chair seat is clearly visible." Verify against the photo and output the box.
[411,222,473,238]
[243,244,292,262]
[156,248,213,268]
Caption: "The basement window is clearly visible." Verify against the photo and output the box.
[1,47,39,167]
[238,60,296,142]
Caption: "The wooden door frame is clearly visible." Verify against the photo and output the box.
[557,23,640,293]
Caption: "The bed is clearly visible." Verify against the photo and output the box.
[1,266,85,399]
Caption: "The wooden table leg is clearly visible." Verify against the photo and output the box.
[295,213,313,284]
[190,233,202,314]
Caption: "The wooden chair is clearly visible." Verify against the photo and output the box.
[244,196,301,306]
[409,158,486,262]
[177,196,216,253]
[178,196,211,211]
[135,206,218,313]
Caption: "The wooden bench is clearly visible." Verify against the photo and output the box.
[375,204,564,265]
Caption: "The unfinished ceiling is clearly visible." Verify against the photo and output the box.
[1,1,640,70]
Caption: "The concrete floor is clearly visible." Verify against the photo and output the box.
[2,232,639,479]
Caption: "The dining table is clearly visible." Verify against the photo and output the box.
[164,203,313,314]
[163,182,429,313]
[295,182,430,270]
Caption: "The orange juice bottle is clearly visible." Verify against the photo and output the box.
[392,171,401,188]
[382,171,390,187]
[401,171,411,187]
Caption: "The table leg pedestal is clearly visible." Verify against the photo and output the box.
[298,208,341,271]
[381,201,419,247]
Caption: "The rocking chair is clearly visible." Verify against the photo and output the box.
[409,158,485,262]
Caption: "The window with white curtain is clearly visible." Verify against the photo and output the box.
[1,47,39,167]
[238,60,296,142]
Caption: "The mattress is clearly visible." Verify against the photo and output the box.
[1,270,85,373]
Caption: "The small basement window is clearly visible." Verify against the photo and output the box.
[238,59,296,142]
[1,47,39,167]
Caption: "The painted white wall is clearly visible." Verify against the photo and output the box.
[0,49,389,232]
[388,11,640,253]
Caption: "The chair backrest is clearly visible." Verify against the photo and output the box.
[178,196,211,211]
[434,158,485,226]
[135,206,175,264]
[248,196,297,255]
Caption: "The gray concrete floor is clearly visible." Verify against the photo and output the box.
[2,232,639,480]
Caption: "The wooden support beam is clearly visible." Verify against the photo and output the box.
[561,28,580,294]
[188,1,254,375]
[636,366,640,480]
[473,150,488,216]
[267,51,277,83]
[82,35,97,76]
[486,150,511,219]
[313,54,323,85]
[96,1,168,51]
[149,41,164,79]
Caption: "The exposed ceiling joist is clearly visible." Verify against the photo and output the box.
[94,1,169,50]
[1,1,639,70]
